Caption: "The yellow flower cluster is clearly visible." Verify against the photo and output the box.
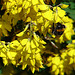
[0,32,46,73]
[47,40,75,75]
[1,0,74,42]
[0,0,74,74]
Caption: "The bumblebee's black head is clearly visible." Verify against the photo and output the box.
[56,23,65,29]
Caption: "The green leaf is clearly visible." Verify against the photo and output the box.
[0,69,2,74]
[66,40,72,44]
[61,1,75,20]
[69,2,75,9]
[69,12,75,20]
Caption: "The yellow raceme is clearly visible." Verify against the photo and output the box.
[47,40,75,75]
[0,32,46,73]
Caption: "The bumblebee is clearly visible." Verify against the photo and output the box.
[45,22,66,48]
[52,22,66,35]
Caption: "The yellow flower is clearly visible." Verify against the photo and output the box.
[16,25,29,37]
[38,5,49,10]
[0,19,3,38]
[67,40,75,49]
[66,40,75,65]
[3,32,46,73]
[6,0,22,14]
[51,0,56,4]
[60,4,69,9]
[42,9,53,21]
[32,0,39,5]
[60,42,75,74]
[52,7,74,43]
[47,56,64,75]
[53,7,66,23]
[52,57,60,65]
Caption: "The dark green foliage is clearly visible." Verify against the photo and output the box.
[61,1,75,20]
